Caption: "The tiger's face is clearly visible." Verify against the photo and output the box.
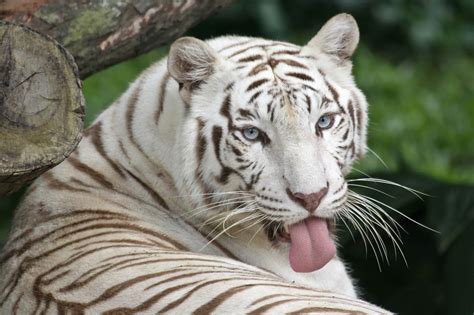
[170,14,367,272]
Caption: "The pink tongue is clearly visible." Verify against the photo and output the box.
[288,217,336,273]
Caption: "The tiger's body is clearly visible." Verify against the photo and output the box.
[0,14,390,314]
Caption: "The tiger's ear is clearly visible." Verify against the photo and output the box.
[301,13,359,64]
[168,37,218,87]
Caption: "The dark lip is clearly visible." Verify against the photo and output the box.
[263,217,334,244]
[277,226,291,242]
[263,219,285,243]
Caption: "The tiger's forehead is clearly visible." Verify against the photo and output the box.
[217,38,301,59]
[220,45,333,121]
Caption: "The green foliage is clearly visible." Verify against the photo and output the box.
[0,189,24,246]
[82,49,167,126]
[354,47,474,184]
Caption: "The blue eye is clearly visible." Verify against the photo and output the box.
[317,114,333,129]
[243,127,260,140]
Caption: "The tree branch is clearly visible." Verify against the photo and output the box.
[1,0,237,79]
[0,0,236,196]
[0,21,84,196]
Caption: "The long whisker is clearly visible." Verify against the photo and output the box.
[234,211,266,234]
[346,201,401,264]
[182,197,253,220]
[350,167,374,179]
[184,202,245,222]
[348,191,403,231]
[345,192,406,266]
[334,211,356,243]
[198,202,257,231]
[352,191,438,233]
[366,146,389,169]
[201,210,249,239]
[221,204,259,237]
[340,208,370,257]
[345,203,389,264]
[189,195,253,212]
[248,215,272,245]
[346,207,390,264]
[348,178,428,199]
[342,207,382,270]
[348,183,395,198]
[348,195,406,262]
[200,212,259,251]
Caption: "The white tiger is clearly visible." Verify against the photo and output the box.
[0,13,390,314]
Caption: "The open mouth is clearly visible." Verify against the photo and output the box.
[264,217,337,273]
[275,224,291,242]
[266,218,335,243]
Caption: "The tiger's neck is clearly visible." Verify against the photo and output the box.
[94,62,190,213]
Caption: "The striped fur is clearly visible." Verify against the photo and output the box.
[0,14,390,314]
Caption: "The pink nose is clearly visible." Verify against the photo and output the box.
[286,187,329,213]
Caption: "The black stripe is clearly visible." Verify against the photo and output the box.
[271,49,300,55]
[269,58,308,69]
[305,94,312,113]
[347,100,356,133]
[246,78,269,92]
[248,63,268,76]
[123,169,169,210]
[285,72,313,81]
[249,90,262,103]
[238,109,255,119]
[342,129,349,141]
[43,172,90,193]
[325,80,340,104]
[87,122,126,178]
[270,106,276,123]
[219,94,233,130]
[196,118,207,165]
[195,118,213,196]
[238,55,263,63]
[155,72,171,122]
[228,44,266,58]
[68,156,114,190]
[224,82,234,92]
[231,145,243,156]
[125,82,145,152]
[211,126,222,157]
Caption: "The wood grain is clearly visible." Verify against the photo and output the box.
[0,22,84,196]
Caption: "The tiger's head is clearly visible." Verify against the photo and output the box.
[168,14,367,272]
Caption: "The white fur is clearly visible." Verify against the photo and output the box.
[0,14,389,314]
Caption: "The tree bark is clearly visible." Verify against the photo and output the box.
[0,0,237,79]
[0,0,236,196]
[0,21,84,197]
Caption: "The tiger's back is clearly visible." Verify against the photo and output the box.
[1,14,390,314]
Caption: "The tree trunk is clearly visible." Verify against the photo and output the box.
[0,21,84,197]
[0,0,236,196]
[1,0,237,79]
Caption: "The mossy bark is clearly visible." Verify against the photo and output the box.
[0,0,235,196]
[1,0,237,79]
[0,22,84,197]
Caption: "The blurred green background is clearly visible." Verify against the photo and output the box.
[1,0,473,314]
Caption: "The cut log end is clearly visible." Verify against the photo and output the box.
[0,22,84,196]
